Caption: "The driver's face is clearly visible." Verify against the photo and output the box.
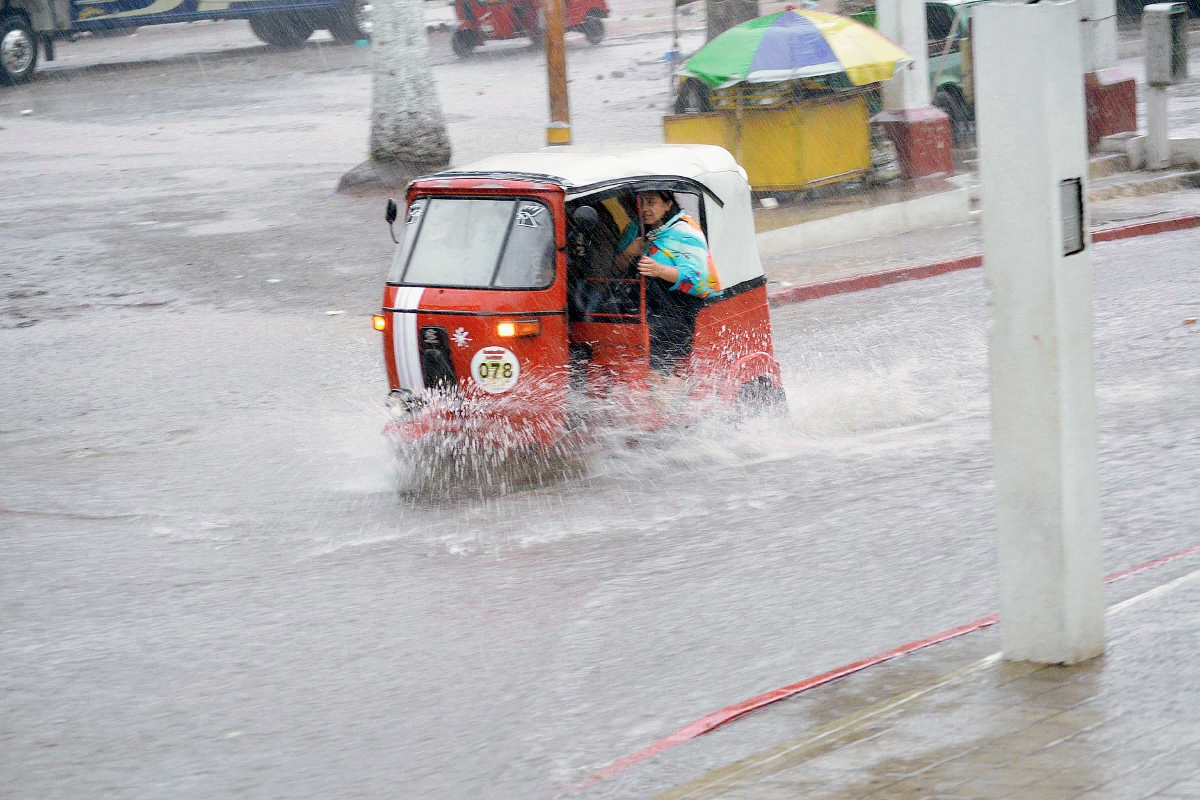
[638,194,671,226]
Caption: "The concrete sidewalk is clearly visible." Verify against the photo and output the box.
[650,560,1200,800]
[760,187,1200,292]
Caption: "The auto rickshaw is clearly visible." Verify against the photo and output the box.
[451,0,608,57]
[373,145,785,452]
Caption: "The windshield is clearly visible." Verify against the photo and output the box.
[388,197,556,289]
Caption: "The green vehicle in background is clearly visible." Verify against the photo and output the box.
[852,0,987,142]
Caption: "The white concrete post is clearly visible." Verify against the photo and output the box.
[1079,0,1117,73]
[1144,4,1189,170]
[1146,86,1171,169]
[877,0,930,111]
[975,0,1104,665]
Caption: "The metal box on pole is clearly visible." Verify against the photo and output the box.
[974,0,1104,665]
[1144,3,1188,86]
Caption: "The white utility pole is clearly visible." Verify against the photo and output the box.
[874,0,952,177]
[876,0,930,111]
[1079,0,1117,73]
[975,0,1104,665]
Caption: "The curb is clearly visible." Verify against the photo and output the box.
[764,213,1200,307]
[562,544,1200,796]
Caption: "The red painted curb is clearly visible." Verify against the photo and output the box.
[1091,214,1200,243]
[765,214,1200,307]
[767,255,982,307]
[564,543,1200,795]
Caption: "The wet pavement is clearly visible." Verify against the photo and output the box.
[4,223,1197,798]
[630,560,1200,800]
[3,17,1200,800]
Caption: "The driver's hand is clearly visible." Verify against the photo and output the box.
[636,256,663,278]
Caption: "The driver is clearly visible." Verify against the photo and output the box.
[616,190,721,375]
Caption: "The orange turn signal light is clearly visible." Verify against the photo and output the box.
[372,314,387,332]
[497,319,540,338]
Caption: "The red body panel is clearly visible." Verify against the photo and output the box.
[689,283,779,400]
[456,0,608,41]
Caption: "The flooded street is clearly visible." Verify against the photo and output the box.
[4,17,1200,800]
[6,228,1198,797]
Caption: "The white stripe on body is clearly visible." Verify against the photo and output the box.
[391,287,426,390]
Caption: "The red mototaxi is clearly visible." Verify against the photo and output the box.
[450,0,608,57]
[375,145,785,449]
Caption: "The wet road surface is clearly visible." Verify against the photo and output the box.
[4,227,1198,798]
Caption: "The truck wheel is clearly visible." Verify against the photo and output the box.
[249,14,315,49]
[674,78,713,114]
[933,85,972,146]
[582,11,604,44]
[0,15,37,85]
[736,377,788,418]
[451,29,477,58]
[328,0,372,43]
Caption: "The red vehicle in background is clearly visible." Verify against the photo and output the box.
[374,145,785,460]
[451,0,607,57]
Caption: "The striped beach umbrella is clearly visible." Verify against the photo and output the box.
[681,9,910,89]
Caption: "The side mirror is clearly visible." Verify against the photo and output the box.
[385,198,398,224]
[572,205,599,233]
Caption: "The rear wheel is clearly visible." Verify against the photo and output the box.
[249,13,315,49]
[933,85,972,146]
[528,22,544,49]
[582,11,604,44]
[0,15,37,86]
[451,29,477,58]
[328,0,372,43]
[674,77,713,114]
[736,377,788,418]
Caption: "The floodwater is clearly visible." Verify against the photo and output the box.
[4,229,1198,799]
[3,15,1200,800]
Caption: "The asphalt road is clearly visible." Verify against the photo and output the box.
[3,20,1199,800]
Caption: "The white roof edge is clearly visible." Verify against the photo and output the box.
[445,144,741,189]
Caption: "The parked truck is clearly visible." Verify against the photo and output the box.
[0,0,370,84]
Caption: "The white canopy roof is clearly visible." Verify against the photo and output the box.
[443,145,764,289]
[448,144,744,194]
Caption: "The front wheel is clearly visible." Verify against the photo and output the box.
[248,14,315,49]
[451,29,477,58]
[582,12,604,45]
[0,15,37,85]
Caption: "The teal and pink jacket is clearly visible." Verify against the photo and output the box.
[620,212,723,299]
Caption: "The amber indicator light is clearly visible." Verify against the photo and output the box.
[496,319,541,338]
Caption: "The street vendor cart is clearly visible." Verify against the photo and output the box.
[663,9,909,192]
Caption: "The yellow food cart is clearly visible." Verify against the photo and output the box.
[663,82,873,192]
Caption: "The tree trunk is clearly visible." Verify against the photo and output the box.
[338,0,452,194]
[706,0,759,42]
